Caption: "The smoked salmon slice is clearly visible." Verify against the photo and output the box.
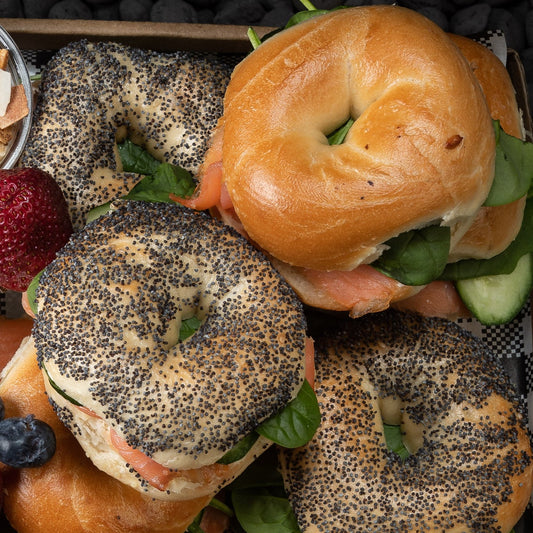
[392,280,471,320]
[303,265,417,318]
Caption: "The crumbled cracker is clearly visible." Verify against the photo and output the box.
[0,85,28,130]
[0,124,13,145]
[0,49,8,71]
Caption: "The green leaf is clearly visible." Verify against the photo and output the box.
[284,8,331,28]
[484,120,533,206]
[384,424,410,460]
[232,488,301,533]
[218,432,259,465]
[85,201,112,224]
[373,225,451,286]
[124,162,196,203]
[256,380,320,448]
[219,381,320,465]
[254,4,348,46]
[117,139,161,176]
[179,316,202,341]
[441,198,533,280]
[26,269,44,316]
[42,364,83,407]
[86,140,196,223]
[328,118,354,145]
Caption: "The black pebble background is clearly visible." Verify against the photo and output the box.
[2,0,533,113]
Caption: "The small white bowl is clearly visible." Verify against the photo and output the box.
[0,24,33,169]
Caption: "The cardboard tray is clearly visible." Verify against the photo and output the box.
[0,18,269,54]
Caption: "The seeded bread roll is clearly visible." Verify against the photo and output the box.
[33,201,307,501]
[219,6,495,271]
[448,33,526,261]
[279,310,533,532]
[20,40,238,229]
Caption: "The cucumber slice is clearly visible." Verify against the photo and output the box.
[456,253,533,325]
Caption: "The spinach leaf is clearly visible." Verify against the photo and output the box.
[218,433,259,465]
[229,448,301,532]
[441,198,533,280]
[484,120,533,206]
[328,118,354,145]
[384,424,409,460]
[251,2,348,47]
[285,2,348,29]
[220,380,320,465]
[372,225,451,286]
[26,269,44,316]
[117,138,161,176]
[284,8,331,28]
[232,488,301,533]
[86,201,112,224]
[87,140,197,221]
[124,162,196,203]
[179,316,203,342]
[256,379,320,448]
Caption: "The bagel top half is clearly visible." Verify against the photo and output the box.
[219,5,496,271]
[32,200,308,500]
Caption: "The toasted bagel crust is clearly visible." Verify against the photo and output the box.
[279,310,533,532]
[221,6,495,270]
[34,201,307,500]
[449,34,526,261]
[0,337,211,533]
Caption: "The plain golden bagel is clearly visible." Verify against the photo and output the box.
[33,201,307,501]
[278,310,533,532]
[448,33,526,261]
[0,337,211,533]
[220,6,495,271]
[20,40,237,229]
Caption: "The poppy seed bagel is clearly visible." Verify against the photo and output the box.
[20,40,238,229]
[33,201,308,501]
[279,309,533,532]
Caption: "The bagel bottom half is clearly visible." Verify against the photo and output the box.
[279,310,533,532]
[0,337,212,533]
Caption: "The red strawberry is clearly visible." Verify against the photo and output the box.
[0,167,73,292]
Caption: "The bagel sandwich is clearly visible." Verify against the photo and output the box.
[31,201,318,502]
[278,309,533,532]
[174,5,533,325]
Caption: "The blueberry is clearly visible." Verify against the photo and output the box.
[0,415,56,468]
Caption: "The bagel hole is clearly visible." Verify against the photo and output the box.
[163,312,204,349]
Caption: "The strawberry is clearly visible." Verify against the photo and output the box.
[0,168,73,292]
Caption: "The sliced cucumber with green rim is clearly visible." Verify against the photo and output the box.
[456,253,533,325]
